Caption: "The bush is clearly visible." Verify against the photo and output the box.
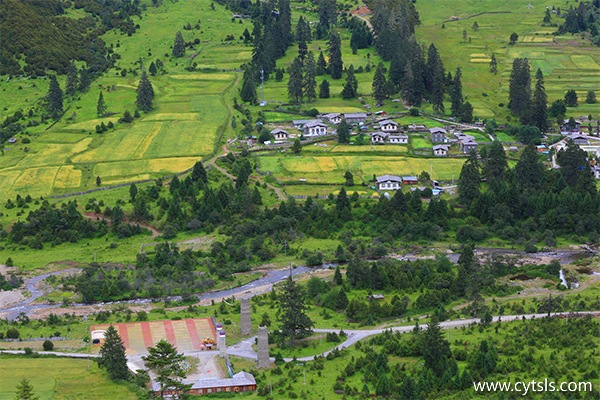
[24,347,33,355]
[43,340,54,351]
[6,328,20,339]
[409,107,420,116]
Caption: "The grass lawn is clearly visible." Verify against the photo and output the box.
[0,356,138,400]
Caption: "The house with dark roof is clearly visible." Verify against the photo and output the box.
[459,137,478,153]
[303,121,328,137]
[271,128,289,141]
[433,144,449,156]
[376,175,402,190]
[292,119,322,129]
[429,127,448,143]
[322,113,342,124]
[568,134,589,146]
[344,113,368,124]
[378,119,399,132]
[402,176,418,184]
[370,131,389,143]
[152,372,256,397]
[560,119,582,134]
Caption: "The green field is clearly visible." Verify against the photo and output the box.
[0,356,137,400]
[259,154,465,183]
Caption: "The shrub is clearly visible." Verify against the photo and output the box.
[43,340,54,351]
[6,328,20,339]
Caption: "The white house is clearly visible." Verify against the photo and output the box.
[378,119,399,132]
[433,144,449,156]
[376,175,402,191]
[292,119,322,129]
[323,113,342,124]
[303,121,328,136]
[271,128,289,141]
[593,165,600,179]
[370,131,389,143]
[389,134,408,144]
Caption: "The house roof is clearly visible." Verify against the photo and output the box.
[376,174,402,183]
[271,128,288,135]
[378,119,398,126]
[433,145,449,150]
[344,113,367,119]
[389,134,408,139]
[429,127,447,134]
[370,131,389,138]
[304,120,327,128]
[403,176,418,181]
[293,119,322,126]
[323,113,341,119]
[152,372,256,392]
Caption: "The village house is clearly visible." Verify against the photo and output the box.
[402,176,418,185]
[433,144,449,157]
[376,175,402,190]
[322,113,342,124]
[389,134,408,144]
[370,131,389,143]
[593,165,600,179]
[303,121,328,137]
[152,372,257,397]
[460,137,479,154]
[271,128,289,141]
[344,113,368,125]
[429,127,448,143]
[378,119,399,132]
[292,119,322,129]
[560,119,582,134]
[407,124,428,132]
[568,134,589,146]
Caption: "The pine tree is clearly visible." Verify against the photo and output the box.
[316,51,328,75]
[586,90,597,104]
[46,75,63,120]
[515,144,545,190]
[450,66,463,117]
[460,101,473,123]
[98,325,129,380]
[489,53,498,74]
[508,58,532,118]
[304,52,317,102]
[96,176,102,186]
[288,57,304,103]
[337,119,350,143]
[509,32,519,45]
[97,91,107,117]
[530,68,549,132]
[136,70,154,112]
[240,67,258,104]
[319,79,330,98]
[427,45,446,114]
[79,68,91,92]
[564,89,578,107]
[14,378,39,400]
[297,39,308,61]
[172,31,186,57]
[277,275,313,346]
[292,138,302,154]
[149,61,157,76]
[388,51,406,94]
[458,151,481,205]
[143,339,190,397]
[328,31,343,79]
[372,63,388,104]
[422,317,452,377]
[296,16,312,43]
[191,161,208,184]
[333,265,343,285]
[482,140,508,187]
[65,63,78,96]
[341,65,358,99]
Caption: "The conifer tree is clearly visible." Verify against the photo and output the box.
[240,67,257,104]
[288,57,304,103]
[337,119,350,143]
[586,90,597,104]
[14,379,38,400]
[482,140,508,187]
[98,325,129,380]
[564,89,578,107]
[46,75,63,120]
[172,31,186,57]
[422,317,452,377]
[328,31,343,79]
[489,53,498,74]
[458,151,481,205]
[316,51,328,75]
[304,52,317,102]
[97,91,107,117]
[277,275,313,346]
[296,16,312,43]
[450,66,463,117]
[460,101,473,123]
[191,161,208,184]
[136,70,154,112]
[530,68,549,132]
[508,58,531,119]
[79,67,91,92]
[319,79,330,98]
[341,65,358,99]
[388,52,406,93]
[149,61,157,76]
[143,339,190,397]
[65,63,78,96]
[372,63,388,104]
[292,138,302,153]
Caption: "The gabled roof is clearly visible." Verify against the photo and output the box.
[402,176,418,181]
[429,127,447,134]
[433,145,449,150]
[370,131,389,137]
[376,174,402,183]
[378,119,398,126]
[151,371,257,392]
[323,113,341,119]
[304,120,327,128]
[293,119,322,126]
[271,128,288,134]
[389,134,408,139]
[344,113,367,119]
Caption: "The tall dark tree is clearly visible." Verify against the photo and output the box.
[481,140,508,187]
[564,89,578,107]
[421,317,452,377]
[65,63,78,96]
[489,53,498,74]
[515,144,545,190]
[460,101,473,123]
[319,79,330,98]
[240,67,257,104]
[317,0,337,38]
[458,150,481,205]
[372,63,388,104]
[401,62,421,106]
[277,0,293,49]
[97,91,107,117]
[149,61,157,76]
[288,57,304,103]
[296,16,312,43]
[143,339,190,397]
[450,66,463,117]
[191,161,208,184]
[388,51,406,94]
[277,275,314,346]
[79,67,92,92]
[508,58,531,120]
[98,325,129,381]
[337,119,350,143]
[46,75,63,120]
[530,68,549,132]
[136,70,154,112]
[557,139,594,190]
[509,32,519,45]
[456,244,483,297]
[304,52,317,102]
[172,31,186,57]
[316,51,328,75]
[341,65,358,99]
[586,90,597,104]
[14,379,39,400]
[427,44,445,114]
[328,31,343,79]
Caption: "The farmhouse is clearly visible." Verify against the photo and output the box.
[370,131,389,143]
[460,137,479,154]
[429,127,448,143]
[402,176,418,185]
[271,128,289,141]
[407,124,428,132]
[292,119,322,129]
[560,119,582,134]
[152,372,257,397]
[322,113,342,124]
[378,119,399,132]
[376,175,402,190]
[568,134,589,146]
[344,113,368,124]
[303,121,328,137]
[433,144,449,156]
[389,134,408,144]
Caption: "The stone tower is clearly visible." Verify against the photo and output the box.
[257,326,270,368]
[217,331,226,357]
[240,298,252,336]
